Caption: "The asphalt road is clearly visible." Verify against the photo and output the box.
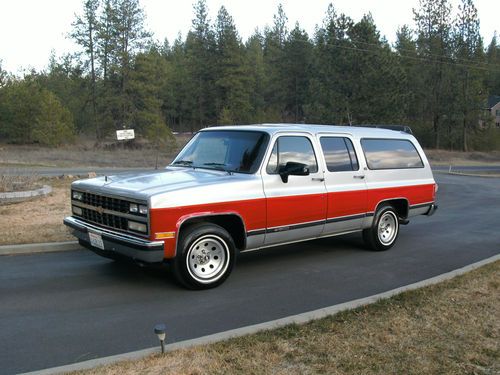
[1,174,499,374]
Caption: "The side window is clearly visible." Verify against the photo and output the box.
[266,136,318,174]
[320,137,359,172]
[361,139,424,169]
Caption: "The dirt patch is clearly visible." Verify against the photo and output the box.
[73,261,499,375]
[0,178,74,245]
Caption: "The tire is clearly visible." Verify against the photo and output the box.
[171,223,236,289]
[363,204,400,251]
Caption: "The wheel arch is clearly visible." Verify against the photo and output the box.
[374,198,409,219]
[175,213,247,256]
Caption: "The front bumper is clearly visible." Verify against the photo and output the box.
[64,216,165,263]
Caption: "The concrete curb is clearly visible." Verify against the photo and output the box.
[0,241,81,256]
[0,185,52,204]
[21,253,500,375]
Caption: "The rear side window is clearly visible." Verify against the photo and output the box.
[320,137,359,172]
[361,139,424,170]
[266,136,318,174]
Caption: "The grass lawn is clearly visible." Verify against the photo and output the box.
[73,261,499,375]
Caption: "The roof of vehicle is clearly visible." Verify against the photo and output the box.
[201,123,415,139]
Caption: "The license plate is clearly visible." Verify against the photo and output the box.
[89,231,105,250]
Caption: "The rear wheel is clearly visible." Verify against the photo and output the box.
[363,205,400,251]
[172,223,235,289]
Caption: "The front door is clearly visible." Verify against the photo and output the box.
[262,134,327,245]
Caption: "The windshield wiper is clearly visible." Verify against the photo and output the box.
[172,160,194,167]
[203,163,226,167]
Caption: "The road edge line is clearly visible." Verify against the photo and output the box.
[21,253,500,375]
[0,241,81,256]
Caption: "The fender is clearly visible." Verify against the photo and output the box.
[174,211,248,257]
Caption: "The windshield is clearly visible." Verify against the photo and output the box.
[171,130,270,174]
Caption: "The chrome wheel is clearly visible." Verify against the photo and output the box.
[186,234,229,284]
[377,211,398,245]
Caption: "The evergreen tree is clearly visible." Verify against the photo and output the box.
[485,34,500,95]
[214,6,252,124]
[395,26,421,126]
[71,0,100,137]
[263,4,289,120]
[245,31,266,122]
[283,23,312,122]
[306,4,354,124]
[453,0,485,151]
[413,0,454,148]
[162,35,194,131]
[110,0,151,129]
[97,0,115,82]
[38,54,90,133]
[0,60,7,88]
[185,0,217,130]
[32,90,75,146]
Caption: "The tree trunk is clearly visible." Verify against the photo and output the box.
[462,70,469,152]
[89,24,98,140]
[433,114,440,149]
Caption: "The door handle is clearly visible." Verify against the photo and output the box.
[311,177,325,182]
[353,175,365,179]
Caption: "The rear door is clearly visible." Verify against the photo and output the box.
[262,133,327,246]
[319,135,367,234]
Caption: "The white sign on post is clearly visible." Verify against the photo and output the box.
[116,129,135,140]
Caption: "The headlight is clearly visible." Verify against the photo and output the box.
[72,191,83,200]
[128,221,147,233]
[72,206,83,216]
[130,203,148,215]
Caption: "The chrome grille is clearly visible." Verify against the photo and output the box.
[81,192,129,213]
[80,207,128,231]
[72,190,148,235]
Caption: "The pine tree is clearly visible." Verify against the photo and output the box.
[185,0,217,130]
[71,0,100,137]
[245,31,266,122]
[485,35,500,95]
[214,6,252,124]
[413,0,454,148]
[453,0,485,151]
[111,0,151,129]
[283,23,312,122]
[263,4,289,120]
[0,60,7,88]
[306,4,354,124]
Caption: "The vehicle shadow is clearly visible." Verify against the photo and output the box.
[93,232,368,290]
[237,232,367,264]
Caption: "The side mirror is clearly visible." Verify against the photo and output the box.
[279,162,310,183]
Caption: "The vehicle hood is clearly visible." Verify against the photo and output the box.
[71,167,253,201]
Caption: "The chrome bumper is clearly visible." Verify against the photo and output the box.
[63,216,165,263]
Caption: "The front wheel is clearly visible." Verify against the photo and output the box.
[172,223,235,289]
[363,205,400,251]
